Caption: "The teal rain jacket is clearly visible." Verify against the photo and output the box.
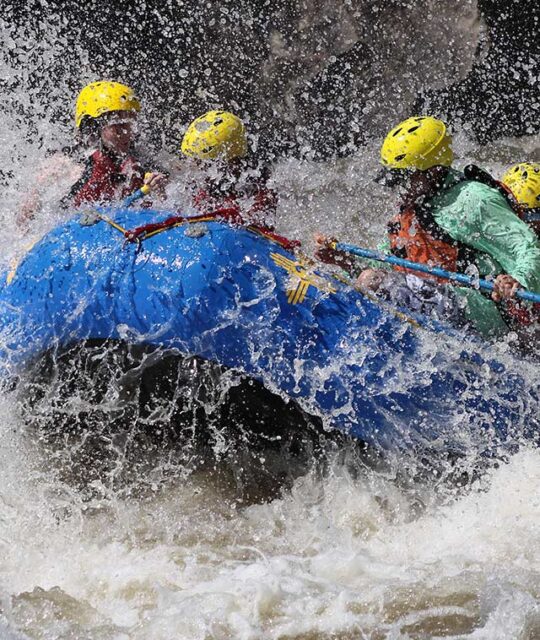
[378,169,540,337]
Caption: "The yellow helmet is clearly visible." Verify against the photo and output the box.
[501,162,540,210]
[181,110,247,161]
[381,116,453,171]
[75,81,141,129]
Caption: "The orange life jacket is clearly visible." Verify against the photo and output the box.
[388,208,461,275]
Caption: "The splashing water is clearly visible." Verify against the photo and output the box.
[1,138,539,637]
[1,393,540,639]
[1,5,540,639]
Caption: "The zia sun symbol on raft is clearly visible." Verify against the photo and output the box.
[270,252,337,304]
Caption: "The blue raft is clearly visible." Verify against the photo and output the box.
[0,208,537,454]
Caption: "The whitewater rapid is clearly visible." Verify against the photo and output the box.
[1,388,539,639]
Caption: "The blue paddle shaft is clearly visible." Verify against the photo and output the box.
[334,242,540,304]
[122,188,146,208]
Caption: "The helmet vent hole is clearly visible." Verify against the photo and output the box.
[394,154,406,162]
[407,125,420,133]
[392,128,403,137]
[213,118,224,127]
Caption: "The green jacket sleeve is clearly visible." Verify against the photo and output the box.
[433,181,540,293]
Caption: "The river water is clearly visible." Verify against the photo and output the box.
[1,52,540,640]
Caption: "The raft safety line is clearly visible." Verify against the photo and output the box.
[88,208,300,251]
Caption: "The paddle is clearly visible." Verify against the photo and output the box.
[332,242,540,304]
[122,183,151,207]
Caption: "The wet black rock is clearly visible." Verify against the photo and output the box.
[2,0,538,159]
[18,340,358,497]
[416,0,540,144]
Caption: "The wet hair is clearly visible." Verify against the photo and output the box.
[78,116,101,147]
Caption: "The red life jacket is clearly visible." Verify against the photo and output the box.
[193,178,278,232]
[504,299,540,326]
[70,149,145,207]
[193,190,244,224]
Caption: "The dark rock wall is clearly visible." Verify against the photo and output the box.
[1,0,538,160]
[418,0,540,143]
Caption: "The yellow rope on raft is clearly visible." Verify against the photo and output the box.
[94,212,129,235]
[140,216,216,241]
